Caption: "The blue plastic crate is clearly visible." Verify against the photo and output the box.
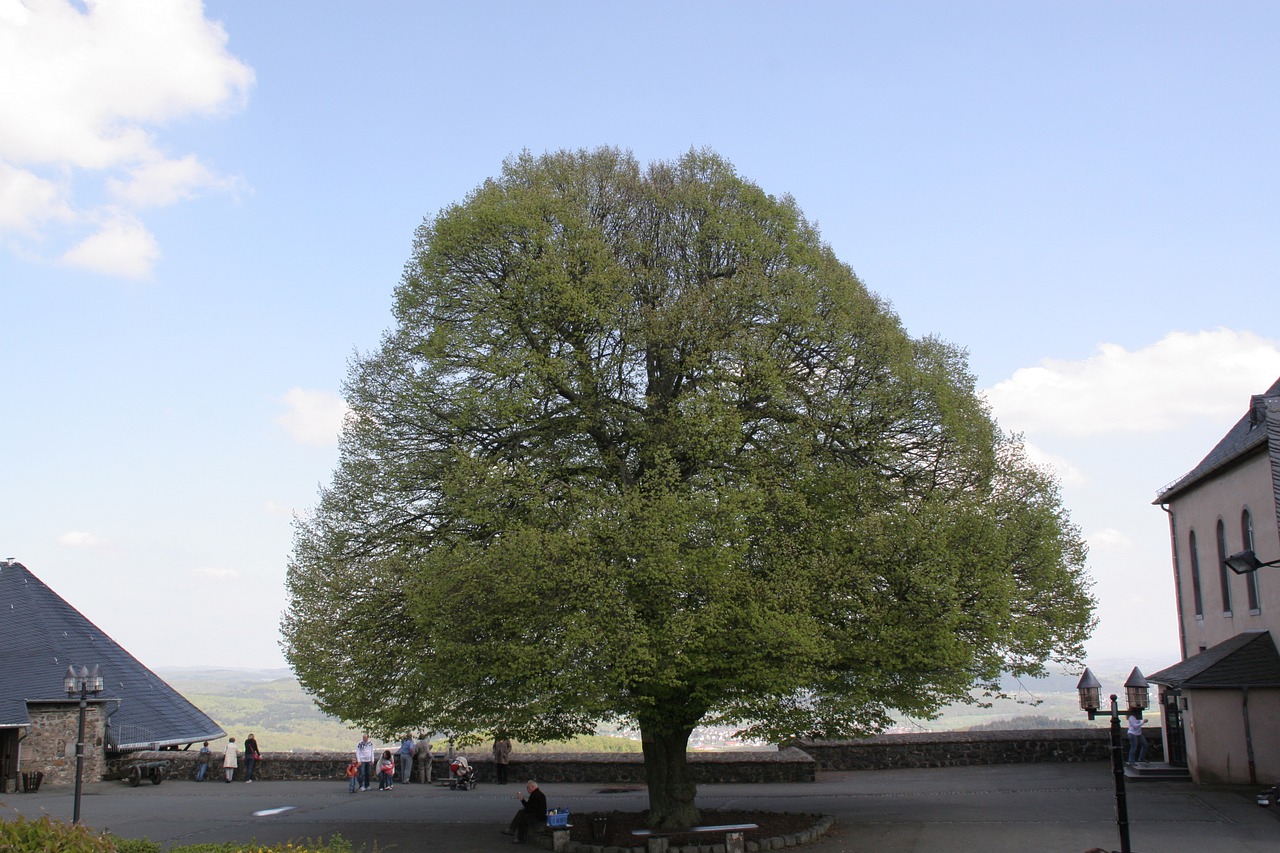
[547,811,570,827]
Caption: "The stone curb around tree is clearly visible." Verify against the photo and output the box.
[545,814,836,853]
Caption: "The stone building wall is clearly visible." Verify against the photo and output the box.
[21,702,107,787]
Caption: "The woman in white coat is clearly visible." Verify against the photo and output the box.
[224,737,239,783]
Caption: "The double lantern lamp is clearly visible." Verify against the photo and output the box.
[64,664,104,825]
[1075,666,1149,853]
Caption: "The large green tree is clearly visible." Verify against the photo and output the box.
[283,147,1093,827]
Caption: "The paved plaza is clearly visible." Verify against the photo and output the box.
[2,762,1278,852]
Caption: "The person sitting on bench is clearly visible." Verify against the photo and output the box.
[505,779,547,842]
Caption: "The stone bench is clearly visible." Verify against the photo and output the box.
[631,822,758,853]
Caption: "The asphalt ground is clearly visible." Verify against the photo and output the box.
[2,762,1278,852]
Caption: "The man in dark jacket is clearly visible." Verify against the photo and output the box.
[505,780,547,842]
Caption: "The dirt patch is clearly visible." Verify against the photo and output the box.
[566,810,823,849]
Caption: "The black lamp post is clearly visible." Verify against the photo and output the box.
[1077,666,1149,853]
[64,664,104,825]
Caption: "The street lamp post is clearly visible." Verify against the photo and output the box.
[1077,666,1149,853]
[63,664,104,825]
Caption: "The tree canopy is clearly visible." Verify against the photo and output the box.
[282,147,1094,826]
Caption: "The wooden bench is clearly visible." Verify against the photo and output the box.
[631,822,758,853]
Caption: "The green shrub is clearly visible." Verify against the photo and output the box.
[0,814,116,852]
[0,821,366,853]
[109,838,162,853]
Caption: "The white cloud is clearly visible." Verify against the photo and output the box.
[1087,527,1134,551]
[58,530,107,550]
[1019,439,1086,486]
[983,329,1280,437]
[107,154,246,208]
[193,565,240,580]
[0,160,73,232]
[0,0,253,276]
[276,388,349,447]
[263,500,295,518]
[60,211,160,279]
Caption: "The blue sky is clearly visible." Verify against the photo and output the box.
[2,1,1278,682]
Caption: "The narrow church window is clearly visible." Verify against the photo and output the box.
[1242,508,1261,613]
[1189,530,1204,618]
[1216,519,1232,616]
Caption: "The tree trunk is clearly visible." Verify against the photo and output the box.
[639,717,700,828]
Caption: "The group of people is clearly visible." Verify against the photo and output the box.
[348,733,435,792]
[194,733,262,783]
[189,729,526,804]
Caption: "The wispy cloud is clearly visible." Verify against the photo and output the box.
[275,388,349,448]
[0,0,254,278]
[1088,527,1134,551]
[1019,440,1087,486]
[193,565,240,581]
[58,530,108,550]
[983,329,1280,437]
[263,500,295,518]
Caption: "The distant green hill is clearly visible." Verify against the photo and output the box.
[157,668,643,754]
[159,659,1164,751]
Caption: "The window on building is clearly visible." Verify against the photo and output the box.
[1242,508,1261,613]
[1217,519,1232,616]
[1189,529,1204,618]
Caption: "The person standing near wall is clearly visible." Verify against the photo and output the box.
[398,735,415,784]
[194,742,211,782]
[492,734,512,785]
[378,750,395,791]
[416,734,433,783]
[355,733,375,791]
[223,737,238,783]
[243,733,261,783]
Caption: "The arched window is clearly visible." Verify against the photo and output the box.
[1189,530,1204,618]
[1217,519,1232,616]
[1243,508,1261,613]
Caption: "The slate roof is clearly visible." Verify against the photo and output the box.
[1147,631,1280,689]
[0,559,224,749]
[1155,375,1280,516]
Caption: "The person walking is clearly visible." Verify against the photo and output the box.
[398,735,416,784]
[492,734,512,785]
[346,758,360,793]
[1126,712,1148,764]
[194,742,211,782]
[415,734,433,784]
[223,737,238,783]
[355,734,375,791]
[244,733,261,783]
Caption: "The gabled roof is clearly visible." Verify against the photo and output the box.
[0,559,224,748]
[1148,631,1280,688]
[1155,375,1280,507]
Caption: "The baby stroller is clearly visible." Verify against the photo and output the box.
[448,755,477,790]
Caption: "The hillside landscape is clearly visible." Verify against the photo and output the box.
[157,659,1160,754]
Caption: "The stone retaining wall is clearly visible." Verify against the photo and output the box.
[787,728,1164,771]
[99,729,1164,786]
[106,747,816,785]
